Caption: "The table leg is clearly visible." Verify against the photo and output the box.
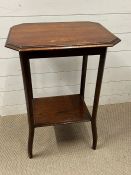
[91,48,107,149]
[80,55,88,98]
[19,53,34,158]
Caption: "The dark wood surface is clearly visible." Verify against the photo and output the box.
[5,21,121,158]
[33,94,91,127]
[91,47,107,149]
[80,55,88,98]
[19,54,34,158]
[5,22,120,51]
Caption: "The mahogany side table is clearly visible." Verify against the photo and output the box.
[5,22,120,158]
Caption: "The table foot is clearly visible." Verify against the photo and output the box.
[91,120,97,150]
[28,127,34,158]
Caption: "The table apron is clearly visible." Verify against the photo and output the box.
[19,47,107,59]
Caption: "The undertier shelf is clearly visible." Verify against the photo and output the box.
[33,94,91,127]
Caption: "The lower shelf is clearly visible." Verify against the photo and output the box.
[33,94,91,127]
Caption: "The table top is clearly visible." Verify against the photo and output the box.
[5,22,120,52]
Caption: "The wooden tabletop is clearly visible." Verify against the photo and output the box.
[5,22,120,52]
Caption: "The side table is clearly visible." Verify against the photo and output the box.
[5,22,120,158]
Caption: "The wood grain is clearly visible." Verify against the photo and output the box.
[1,14,131,39]
[33,94,91,127]
[5,22,120,51]
[0,0,130,118]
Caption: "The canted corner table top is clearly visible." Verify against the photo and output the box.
[5,21,121,52]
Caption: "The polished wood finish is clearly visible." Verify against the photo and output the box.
[5,21,121,158]
[80,55,88,98]
[18,47,106,59]
[91,48,107,149]
[33,94,91,127]
[5,22,120,52]
[19,53,34,158]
